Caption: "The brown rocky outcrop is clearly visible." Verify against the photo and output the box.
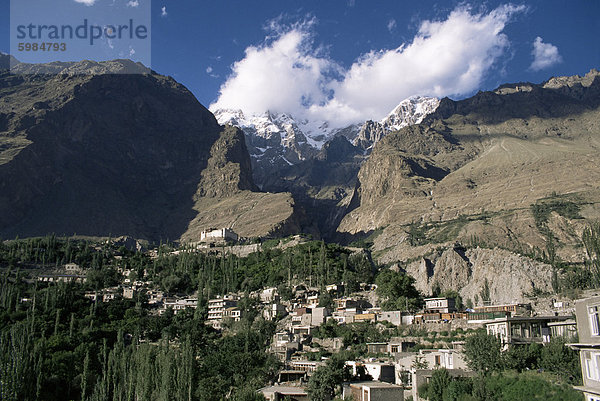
[405,247,553,305]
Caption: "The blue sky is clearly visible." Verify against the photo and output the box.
[2,0,599,126]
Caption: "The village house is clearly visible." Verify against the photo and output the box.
[207,295,238,328]
[223,306,242,321]
[365,339,418,356]
[123,287,134,299]
[306,294,320,308]
[378,311,403,326]
[354,313,377,323]
[394,348,473,400]
[287,360,324,374]
[472,303,532,315]
[346,361,396,383]
[259,385,309,401]
[343,381,404,401]
[37,273,86,283]
[485,315,573,346]
[367,343,388,354]
[311,307,330,326]
[548,319,578,340]
[264,303,287,320]
[569,295,600,401]
[270,331,301,362]
[147,290,164,305]
[259,287,280,303]
[424,297,457,314]
[335,297,359,311]
[332,309,358,324]
[64,263,81,272]
[161,297,198,315]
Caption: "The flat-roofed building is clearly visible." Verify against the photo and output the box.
[200,228,239,243]
[344,381,404,401]
[207,296,238,328]
[259,385,308,401]
[424,297,456,314]
[473,303,531,316]
[486,315,572,345]
[569,295,600,401]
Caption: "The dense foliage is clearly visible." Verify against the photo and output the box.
[419,369,582,401]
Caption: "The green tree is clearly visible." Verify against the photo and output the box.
[375,270,421,311]
[583,223,600,287]
[503,344,541,372]
[307,357,350,401]
[463,332,503,375]
[428,368,451,401]
[539,338,581,384]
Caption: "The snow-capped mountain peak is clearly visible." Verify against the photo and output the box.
[381,96,440,131]
[212,95,439,168]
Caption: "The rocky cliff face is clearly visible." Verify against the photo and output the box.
[180,126,300,241]
[404,246,553,305]
[0,59,297,241]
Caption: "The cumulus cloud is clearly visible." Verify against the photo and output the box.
[211,20,339,115]
[529,36,562,71]
[127,0,139,7]
[74,0,97,6]
[161,6,167,17]
[211,5,526,127]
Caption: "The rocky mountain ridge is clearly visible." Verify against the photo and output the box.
[339,68,600,264]
[0,57,296,241]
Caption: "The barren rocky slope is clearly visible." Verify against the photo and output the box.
[338,69,600,294]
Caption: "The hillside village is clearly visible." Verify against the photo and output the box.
[18,229,597,401]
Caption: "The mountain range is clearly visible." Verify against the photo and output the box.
[2,55,600,273]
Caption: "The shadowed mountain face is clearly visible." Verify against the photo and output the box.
[0,59,223,240]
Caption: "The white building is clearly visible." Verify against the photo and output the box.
[161,298,198,314]
[200,228,239,243]
[207,296,238,328]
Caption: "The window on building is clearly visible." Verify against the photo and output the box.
[590,306,600,336]
[511,324,522,338]
[391,345,399,353]
[587,395,600,401]
[584,351,600,381]
[435,355,441,366]
[531,323,541,338]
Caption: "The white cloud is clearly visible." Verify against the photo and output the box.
[74,0,97,5]
[211,5,526,127]
[161,6,167,17]
[211,20,339,115]
[529,36,562,71]
[206,66,213,74]
[387,19,397,33]
[127,0,139,7]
